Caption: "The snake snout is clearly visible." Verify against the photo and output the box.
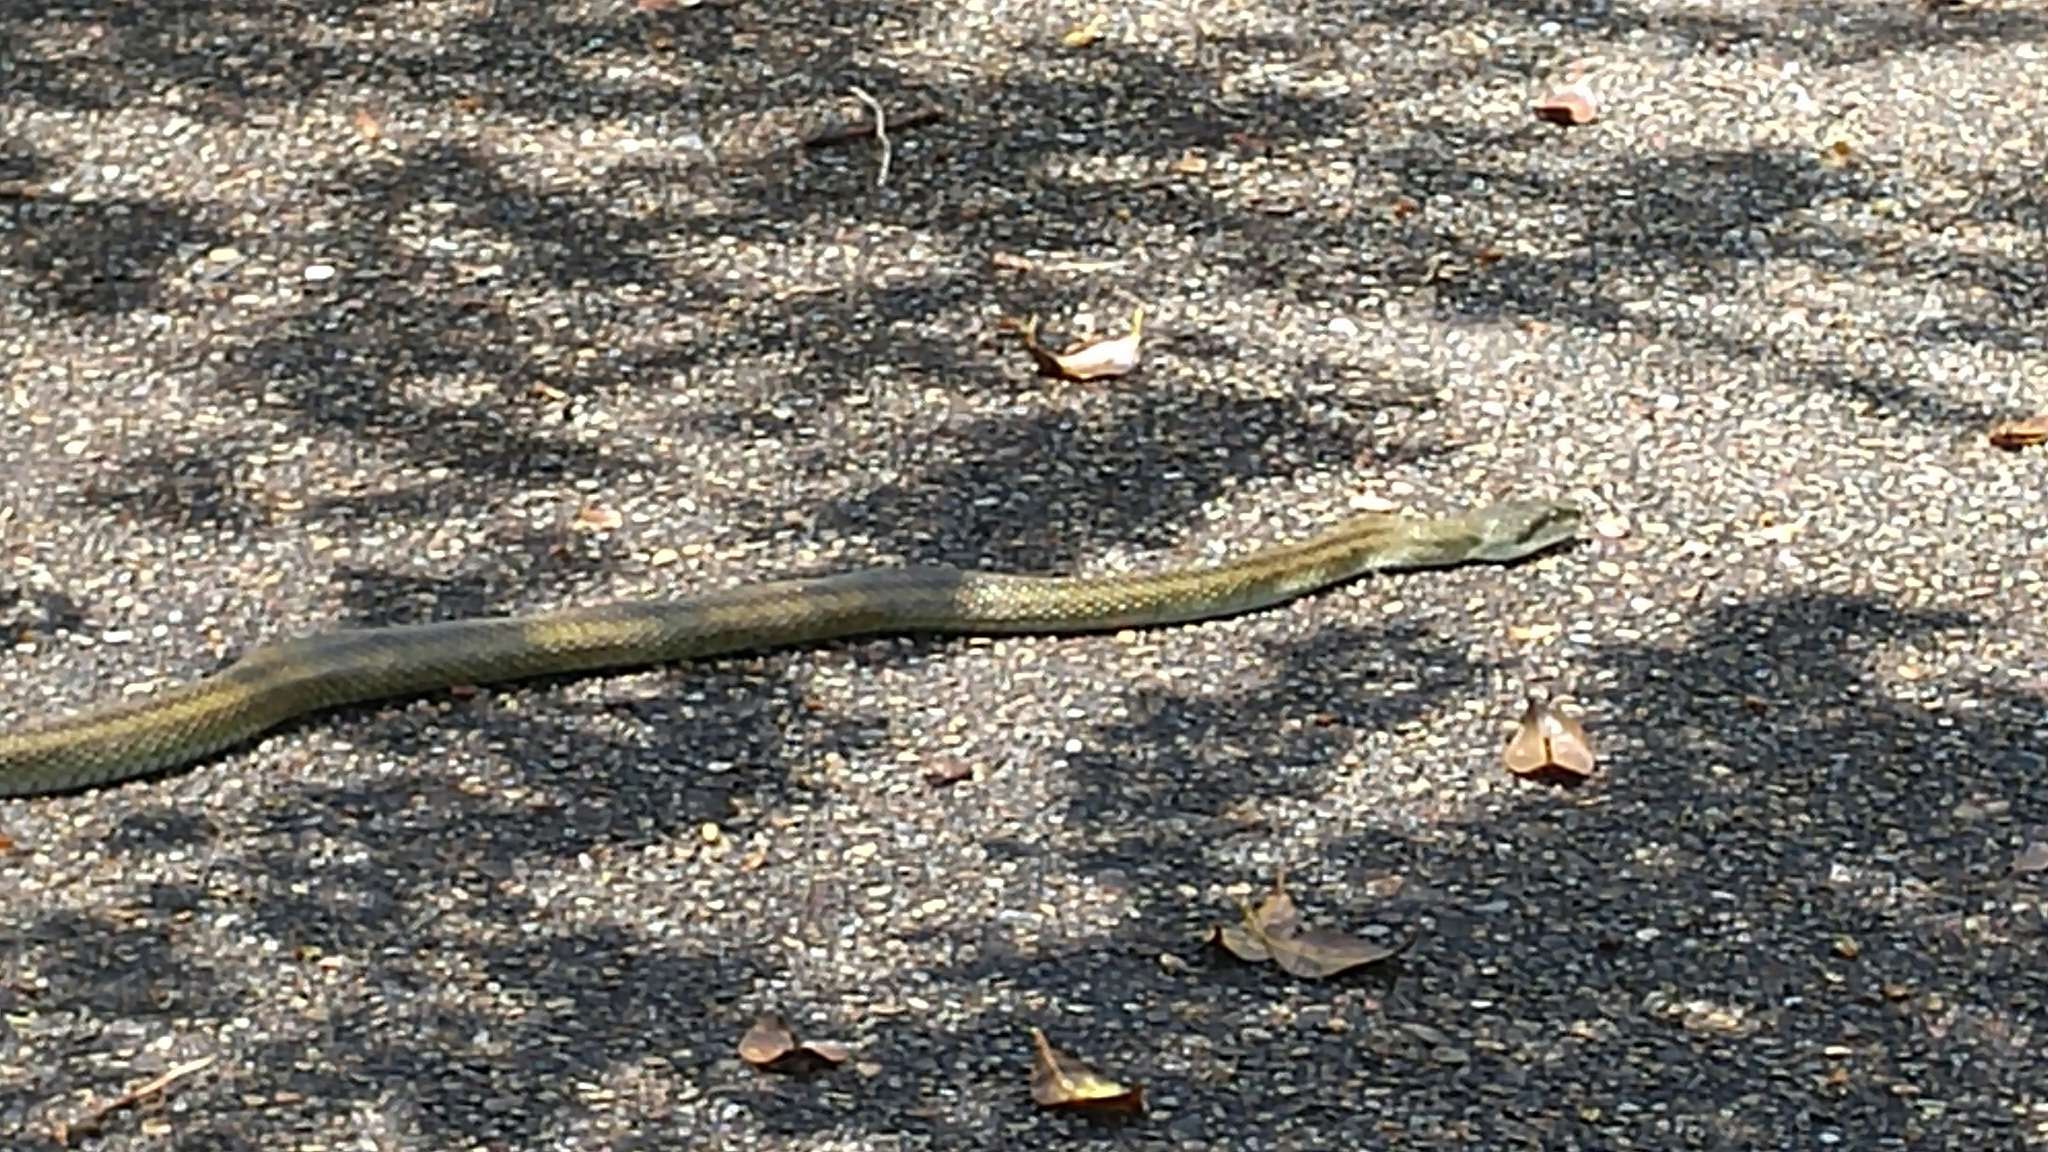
[1471,499,1585,562]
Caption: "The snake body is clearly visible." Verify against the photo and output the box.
[0,498,1581,797]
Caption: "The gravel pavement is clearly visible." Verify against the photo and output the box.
[3,1,2046,1148]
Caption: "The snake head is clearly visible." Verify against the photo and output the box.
[1467,499,1586,563]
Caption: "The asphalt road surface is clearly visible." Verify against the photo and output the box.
[3,2,2045,1149]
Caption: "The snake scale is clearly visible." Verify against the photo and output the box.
[0,498,1582,797]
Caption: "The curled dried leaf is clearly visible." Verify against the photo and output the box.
[1532,82,1598,126]
[1503,696,1596,781]
[738,1013,851,1073]
[1028,1028,1144,1116]
[1019,306,1144,380]
[1989,414,2048,450]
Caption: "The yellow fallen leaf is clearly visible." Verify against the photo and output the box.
[1028,1028,1144,1116]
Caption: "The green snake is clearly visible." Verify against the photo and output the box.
[0,498,1581,797]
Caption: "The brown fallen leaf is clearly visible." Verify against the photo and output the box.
[1212,874,1301,963]
[0,831,13,854]
[1503,695,1597,781]
[1532,82,1598,126]
[1018,306,1144,380]
[1237,903,1402,980]
[1028,1028,1144,1116]
[1212,872,1405,980]
[1989,414,2048,450]
[737,1013,852,1074]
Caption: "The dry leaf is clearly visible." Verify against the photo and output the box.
[1061,18,1106,48]
[0,832,13,854]
[1170,150,1208,175]
[1212,873,1405,980]
[1503,696,1596,780]
[1212,877,1300,962]
[1019,306,1144,380]
[738,1013,851,1073]
[1532,82,1598,125]
[1820,137,1857,168]
[351,108,382,142]
[1264,925,1400,979]
[1989,414,2048,450]
[1028,1028,1144,1116]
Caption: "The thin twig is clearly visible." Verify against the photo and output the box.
[845,86,890,187]
[50,1055,219,1145]
[801,106,942,150]
[989,251,1123,276]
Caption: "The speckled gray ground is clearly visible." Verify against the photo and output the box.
[3,1,2046,1148]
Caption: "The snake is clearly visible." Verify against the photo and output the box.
[0,498,1581,798]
